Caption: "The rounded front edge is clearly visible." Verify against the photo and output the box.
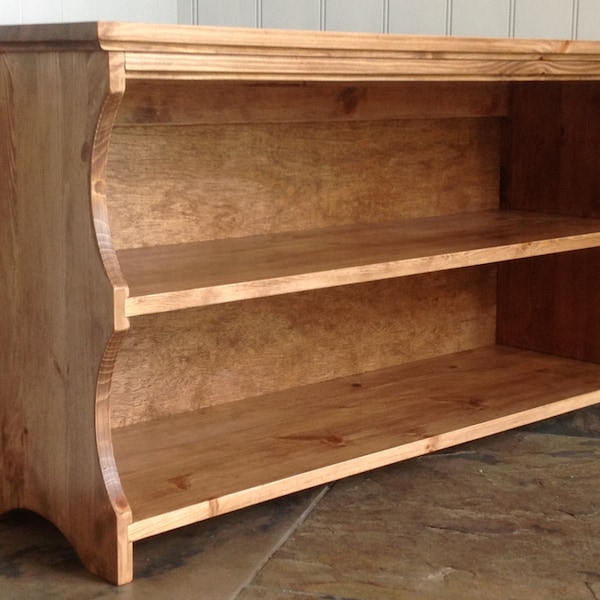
[95,329,134,585]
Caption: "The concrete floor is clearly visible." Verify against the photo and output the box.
[1,407,599,600]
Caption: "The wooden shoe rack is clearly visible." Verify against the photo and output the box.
[1,22,600,584]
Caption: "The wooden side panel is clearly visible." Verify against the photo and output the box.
[498,81,600,363]
[110,267,497,428]
[106,116,501,249]
[497,250,600,364]
[501,81,600,217]
[0,51,132,584]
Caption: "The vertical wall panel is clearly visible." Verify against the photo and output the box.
[98,0,177,23]
[20,0,62,23]
[325,0,384,33]
[262,0,321,30]
[389,0,447,35]
[2,1,600,40]
[63,0,98,21]
[195,0,256,27]
[0,0,178,25]
[452,0,511,37]
[0,0,21,24]
[513,0,574,38]
[177,0,194,25]
[578,0,600,40]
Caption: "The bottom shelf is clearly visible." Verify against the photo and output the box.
[112,345,600,542]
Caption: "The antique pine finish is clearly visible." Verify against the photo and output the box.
[1,22,600,585]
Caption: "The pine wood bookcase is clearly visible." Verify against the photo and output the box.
[2,22,600,584]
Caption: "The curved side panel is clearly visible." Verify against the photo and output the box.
[95,329,132,584]
[91,52,130,333]
[90,52,135,584]
[0,49,133,584]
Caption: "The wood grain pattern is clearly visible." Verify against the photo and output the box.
[90,52,130,333]
[0,51,132,584]
[497,249,600,364]
[117,210,600,316]
[125,53,600,81]
[110,268,496,427]
[3,22,600,80]
[94,22,600,56]
[498,80,600,365]
[111,345,600,541]
[502,81,600,218]
[3,23,600,585]
[115,80,509,126]
[106,117,501,250]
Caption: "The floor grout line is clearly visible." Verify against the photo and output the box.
[230,484,332,600]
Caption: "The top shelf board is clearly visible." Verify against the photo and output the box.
[3,22,600,81]
[118,209,600,317]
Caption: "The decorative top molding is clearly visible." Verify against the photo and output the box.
[2,21,600,80]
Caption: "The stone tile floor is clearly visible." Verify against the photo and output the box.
[1,407,599,600]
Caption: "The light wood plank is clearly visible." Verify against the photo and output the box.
[4,21,600,56]
[111,345,600,541]
[124,52,600,81]
[118,210,600,316]
[107,23,600,80]
[5,23,600,81]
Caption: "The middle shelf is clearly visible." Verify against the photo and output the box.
[117,209,600,316]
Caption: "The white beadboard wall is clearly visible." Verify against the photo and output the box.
[1,0,599,39]
[190,0,600,39]
[0,0,179,25]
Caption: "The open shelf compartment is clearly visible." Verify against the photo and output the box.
[112,344,600,542]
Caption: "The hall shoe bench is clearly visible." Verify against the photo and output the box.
[2,22,600,584]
